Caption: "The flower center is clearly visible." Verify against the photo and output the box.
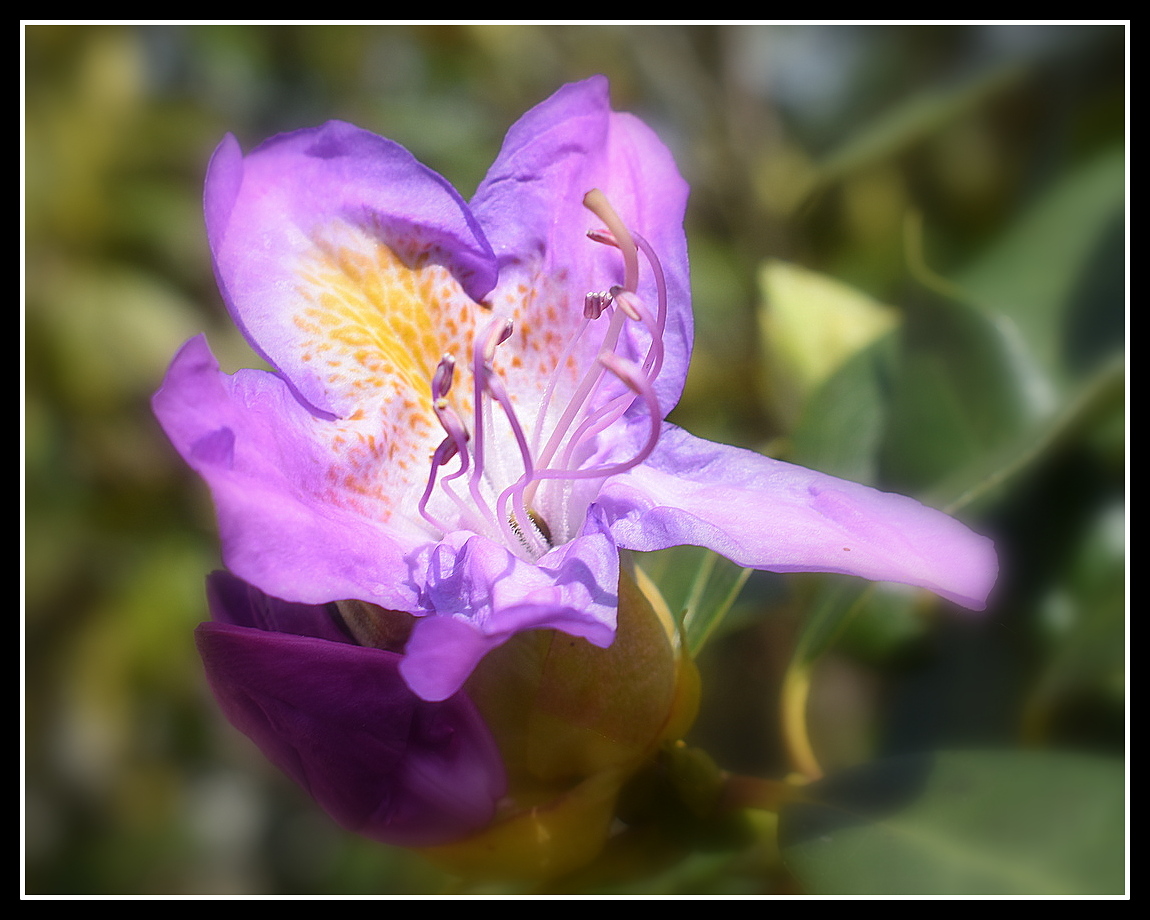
[417,190,668,560]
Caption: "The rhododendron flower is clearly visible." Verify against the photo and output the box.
[154,77,996,706]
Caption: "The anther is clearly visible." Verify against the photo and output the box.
[482,318,514,363]
[431,354,455,400]
[584,290,612,319]
[612,287,642,321]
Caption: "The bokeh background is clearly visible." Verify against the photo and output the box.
[25,24,1126,894]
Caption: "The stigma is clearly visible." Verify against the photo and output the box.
[417,189,667,560]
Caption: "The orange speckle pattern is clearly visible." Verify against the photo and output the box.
[285,221,592,532]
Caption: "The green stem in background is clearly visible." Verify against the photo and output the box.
[941,353,1124,516]
[682,554,752,658]
[780,661,822,781]
[904,209,972,303]
[779,582,877,781]
[720,772,805,813]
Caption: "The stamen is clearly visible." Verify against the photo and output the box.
[590,236,667,377]
[611,288,664,386]
[545,289,662,480]
[465,322,512,525]
[596,352,662,471]
[612,286,642,321]
[419,354,489,536]
[482,324,532,472]
[417,436,461,534]
[470,318,547,554]
[418,190,671,563]
[431,352,456,401]
[584,290,613,319]
[430,355,469,469]
[432,404,485,534]
[632,233,668,337]
[524,352,661,485]
[482,317,514,361]
[521,192,665,518]
[485,365,540,553]
[527,303,627,488]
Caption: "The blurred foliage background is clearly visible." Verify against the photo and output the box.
[24,24,1125,894]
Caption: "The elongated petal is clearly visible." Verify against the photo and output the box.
[197,621,506,846]
[206,122,499,420]
[401,507,620,702]
[599,425,997,610]
[471,76,692,416]
[153,335,425,609]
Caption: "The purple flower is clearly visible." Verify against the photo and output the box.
[198,571,506,846]
[155,76,996,705]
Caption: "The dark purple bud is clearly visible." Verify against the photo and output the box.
[198,574,506,846]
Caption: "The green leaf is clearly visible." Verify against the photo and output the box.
[790,332,898,485]
[935,351,1124,515]
[1024,500,1127,743]
[810,64,1023,193]
[882,292,1032,494]
[957,147,1126,392]
[788,579,872,670]
[635,546,752,658]
[757,260,899,433]
[885,149,1124,498]
[780,750,1125,894]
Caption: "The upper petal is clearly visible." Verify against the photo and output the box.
[598,425,998,610]
[470,76,692,417]
[206,122,499,419]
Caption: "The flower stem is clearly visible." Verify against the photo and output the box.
[780,663,823,781]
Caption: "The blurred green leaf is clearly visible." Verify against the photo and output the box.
[1024,500,1126,744]
[780,750,1125,894]
[635,546,752,658]
[758,260,899,432]
[885,147,1124,498]
[936,351,1124,514]
[832,583,929,664]
[957,147,1126,393]
[810,63,1022,196]
[788,579,871,671]
[790,332,898,485]
[882,290,1034,494]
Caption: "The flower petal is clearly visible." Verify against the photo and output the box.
[153,335,425,609]
[205,569,352,643]
[196,620,506,846]
[206,122,499,420]
[401,507,620,702]
[471,75,693,416]
[599,425,997,610]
